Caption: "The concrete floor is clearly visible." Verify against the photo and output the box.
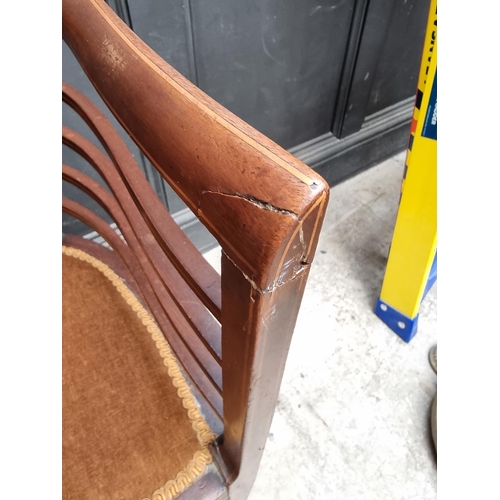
[204,152,437,500]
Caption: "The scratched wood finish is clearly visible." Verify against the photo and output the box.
[62,1,329,498]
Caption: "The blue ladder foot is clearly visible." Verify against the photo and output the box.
[375,298,419,343]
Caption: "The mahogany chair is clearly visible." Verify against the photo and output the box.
[62,1,329,499]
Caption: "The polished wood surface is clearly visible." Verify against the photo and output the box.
[62,0,327,291]
[62,1,329,498]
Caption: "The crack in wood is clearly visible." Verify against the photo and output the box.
[223,251,309,295]
[201,190,300,220]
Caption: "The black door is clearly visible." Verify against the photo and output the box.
[63,0,430,252]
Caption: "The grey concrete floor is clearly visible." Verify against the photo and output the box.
[204,152,437,500]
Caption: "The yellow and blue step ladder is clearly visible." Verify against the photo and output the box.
[375,0,437,342]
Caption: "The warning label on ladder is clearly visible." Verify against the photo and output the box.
[422,72,437,141]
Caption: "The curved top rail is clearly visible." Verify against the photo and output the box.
[62,0,329,290]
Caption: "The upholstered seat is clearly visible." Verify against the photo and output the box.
[62,247,214,500]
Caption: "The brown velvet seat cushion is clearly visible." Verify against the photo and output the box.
[62,247,214,500]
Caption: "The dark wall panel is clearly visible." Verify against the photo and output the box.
[62,0,432,251]
[128,0,194,81]
[366,0,430,116]
[191,0,355,149]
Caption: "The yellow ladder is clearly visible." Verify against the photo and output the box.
[375,0,437,342]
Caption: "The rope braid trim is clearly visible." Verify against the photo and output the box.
[62,246,216,500]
